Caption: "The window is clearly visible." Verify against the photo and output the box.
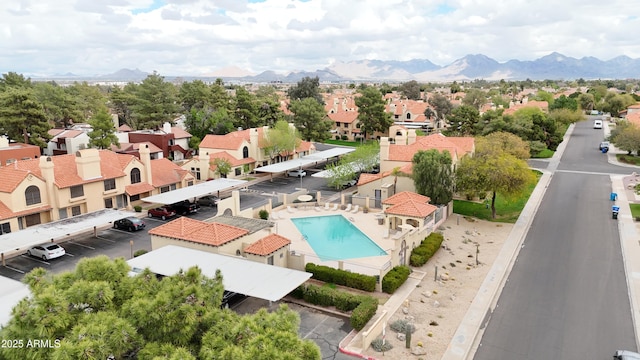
[130,194,140,201]
[71,206,81,216]
[160,186,170,193]
[59,208,68,220]
[130,168,141,184]
[25,186,41,206]
[191,167,201,180]
[104,198,113,208]
[242,146,249,159]
[335,122,340,127]
[235,168,241,176]
[343,123,348,128]
[187,181,194,187]
[267,255,274,265]
[70,185,84,198]
[25,213,41,227]
[170,184,177,190]
[104,178,116,191]
[0,222,10,235]
[406,113,412,120]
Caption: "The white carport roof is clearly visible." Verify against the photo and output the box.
[0,276,30,327]
[0,209,138,255]
[127,245,311,302]
[255,147,355,174]
[312,160,373,178]
[142,178,247,205]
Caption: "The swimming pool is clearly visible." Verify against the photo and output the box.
[291,215,387,261]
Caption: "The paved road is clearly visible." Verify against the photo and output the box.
[474,119,637,360]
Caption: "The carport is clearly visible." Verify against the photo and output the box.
[0,276,29,326]
[254,148,356,179]
[0,208,138,265]
[127,245,311,302]
[142,178,247,205]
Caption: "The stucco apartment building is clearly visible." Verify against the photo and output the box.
[0,146,194,235]
[356,127,474,202]
[183,126,315,181]
[0,137,41,167]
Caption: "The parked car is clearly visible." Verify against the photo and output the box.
[221,290,247,309]
[27,244,65,260]
[340,179,357,189]
[287,169,307,178]
[614,350,640,360]
[113,217,146,231]
[599,141,610,150]
[147,206,176,220]
[197,195,219,207]
[167,200,199,215]
[594,120,603,129]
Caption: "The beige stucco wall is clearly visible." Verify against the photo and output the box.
[244,247,288,267]
[2,174,47,210]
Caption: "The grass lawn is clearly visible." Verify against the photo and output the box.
[616,154,640,166]
[531,149,554,158]
[630,203,640,219]
[453,170,543,223]
[324,139,375,147]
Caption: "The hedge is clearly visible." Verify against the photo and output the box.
[381,266,411,294]
[409,232,444,267]
[291,284,378,331]
[305,263,376,292]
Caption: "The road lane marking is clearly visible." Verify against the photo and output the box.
[21,255,50,265]
[66,241,96,250]
[94,236,115,243]
[4,266,25,274]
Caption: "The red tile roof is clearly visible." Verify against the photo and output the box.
[200,128,265,150]
[384,199,437,218]
[111,141,163,154]
[388,133,473,162]
[118,124,133,132]
[207,151,255,169]
[150,158,191,187]
[244,233,291,256]
[170,127,192,139]
[383,191,431,205]
[0,201,52,221]
[328,111,359,124]
[125,182,155,196]
[627,112,640,127]
[149,217,248,246]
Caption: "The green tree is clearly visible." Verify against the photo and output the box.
[481,131,530,160]
[445,105,480,136]
[611,124,640,155]
[290,98,332,142]
[450,81,462,94]
[65,82,109,121]
[33,82,83,128]
[262,120,301,162]
[0,72,32,91]
[178,79,212,112]
[129,73,180,130]
[578,93,595,112]
[549,94,578,111]
[233,87,259,130]
[398,80,421,100]
[88,108,119,149]
[548,108,584,127]
[455,137,536,219]
[0,87,51,148]
[461,89,487,110]
[185,108,234,139]
[213,157,232,178]
[355,86,393,139]
[412,149,454,205]
[287,76,323,104]
[428,93,453,126]
[0,256,320,360]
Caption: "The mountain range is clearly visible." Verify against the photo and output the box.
[37,53,640,83]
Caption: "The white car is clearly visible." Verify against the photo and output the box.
[27,244,66,260]
[287,169,307,177]
[594,120,603,129]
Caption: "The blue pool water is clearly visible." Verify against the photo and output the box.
[291,215,387,261]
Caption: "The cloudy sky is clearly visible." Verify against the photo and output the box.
[2,0,638,76]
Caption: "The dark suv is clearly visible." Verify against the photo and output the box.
[167,200,199,215]
[113,217,146,231]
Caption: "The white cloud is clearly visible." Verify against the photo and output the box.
[1,0,638,76]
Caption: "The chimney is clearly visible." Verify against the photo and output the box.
[380,137,390,162]
[0,136,8,149]
[200,151,210,180]
[39,156,58,217]
[162,122,172,134]
[395,130,407,145]
[140,144,153,184]
[111,114,119,130]
[75,148,102,180]
[407,129,417,145]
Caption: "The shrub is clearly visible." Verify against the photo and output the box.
[390,319,416,334]
[336,135,341,140]
[381,266,411,294]
[258,209,269,220]
[341,135,348,140]
[133,249,148,257]
[305,263,376,292]
[350,297,378,331]
[134,205,142,212]
[370,338,393,352]
[409,232,444,267]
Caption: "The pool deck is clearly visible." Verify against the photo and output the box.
[273,207,394,273]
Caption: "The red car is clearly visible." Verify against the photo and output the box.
[147,207,176,220]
